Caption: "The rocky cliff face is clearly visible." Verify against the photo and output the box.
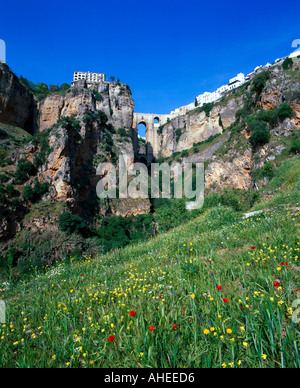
[157,96,243,158]
[0,63,36,132]
[38,79,134,132]
[203,65,300,192]
[1,60,300,243]
[24,79,149,221]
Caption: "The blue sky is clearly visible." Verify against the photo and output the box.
[0,0,299,117]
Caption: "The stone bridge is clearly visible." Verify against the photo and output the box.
[132,112,170,163]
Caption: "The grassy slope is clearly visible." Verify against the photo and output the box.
[0,156,299,368]
[0,122,31,148]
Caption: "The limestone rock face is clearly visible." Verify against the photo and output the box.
[37,81,135,132]
[291,102,300,128]
[35,82,150,218]
[260,87,282,110]
[158,97,243,158]
[205,149,252,191]
[0,63,36,132]
[38,94,65,131]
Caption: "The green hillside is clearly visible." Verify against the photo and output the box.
[0,156,299,368]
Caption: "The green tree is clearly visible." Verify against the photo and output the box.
[15,159,36,183]
[251,70,271,94]
[249,120,270,147]
[58,211,87,235]
[277,102,294,121]
[60,83,71,92]
[50,85,59,93]
[282,57,293,70]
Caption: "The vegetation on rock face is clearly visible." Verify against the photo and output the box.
[15,159,36,184]
[19,75,71,101]
[282,57,294,70]
[248,120,271,147]
[251,70,271,94]
[0,60,299,368]
[58,211,87,236]
[57,116,81,132]
[23,180,49,202]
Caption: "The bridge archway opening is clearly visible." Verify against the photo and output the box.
[153,117,160,126]
[138,122,147,139]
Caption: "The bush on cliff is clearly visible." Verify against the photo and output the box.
[249,120,270,147]
[58,211,87,236]
[15,159,36,184]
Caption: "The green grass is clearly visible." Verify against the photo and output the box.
[0,196,299,367]
[252,156,300,211]
[0,122,32,144]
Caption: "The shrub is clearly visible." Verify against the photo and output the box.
[117,127,129,137]
[199,102,214,117]
[154,199,190,232]
[250,128,271,147]
[93,91,103,102]
[253,162,275,181]
[282,57,293,70]
[96,110,108,126]
[289,136,300,154]
[251,70,271,93]
[5,184,17,196]
[58,116,81,131]
[176,128,182,143]
[255,109,279,126]
[181,150,189,158]
[31,129,52,168]
[15,159,36,183]
[249,120,270,147]
[60,83,71,93]
[23,180,49,202]
[58,211,87,235]
[82,111,94,125]
[277,102,294,120]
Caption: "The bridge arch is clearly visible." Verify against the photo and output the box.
[133,112,170,163]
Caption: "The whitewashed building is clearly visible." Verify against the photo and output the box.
[72,71,105,85]
[170,72,246,117]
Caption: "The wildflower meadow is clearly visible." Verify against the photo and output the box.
[0,204,299,368]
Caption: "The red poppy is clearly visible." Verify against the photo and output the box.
[251,246,256,249]
[266,236,269,240]
[149,326,155,331]
[216,285,222,290]
[80,274,84,276]
[295,287,300,291]
[158,295,162,299]
[240,306,244,310]
[108,335,115,342]
[173,323,178,330]
[273,281,280,287]
[129,311,136,317]
[223,298,229,303]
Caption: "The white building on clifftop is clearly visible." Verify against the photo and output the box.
[169,72,246,117]
[72,71,105,86]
